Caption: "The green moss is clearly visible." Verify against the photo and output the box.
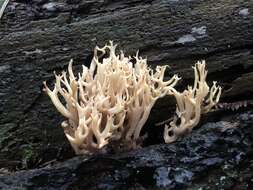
[21,146,38,169]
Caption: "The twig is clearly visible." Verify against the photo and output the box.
[0,0,9,19]
[39,159,57,168]
[155,116,173,126]
[216,100,252,111]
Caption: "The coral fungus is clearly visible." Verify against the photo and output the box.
[163,61,222,143]
[44,41,179,154]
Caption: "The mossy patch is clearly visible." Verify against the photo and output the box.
[21,146,39,169]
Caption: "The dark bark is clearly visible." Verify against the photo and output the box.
[0,0,253,188]
[1,110,253,189]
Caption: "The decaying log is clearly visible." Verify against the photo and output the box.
[0,1,253,188]
[1,110,253,189]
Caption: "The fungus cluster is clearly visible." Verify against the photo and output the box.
[44,41,179,154]
[164,62,222,143]
[44,42,221,154]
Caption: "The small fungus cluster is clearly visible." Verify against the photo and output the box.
[164,62,221,143]
[44,41,221,154]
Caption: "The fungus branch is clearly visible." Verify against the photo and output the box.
[164,61,222,143]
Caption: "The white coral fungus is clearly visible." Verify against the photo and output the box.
[164,61,222,143]
[44,41,180,154]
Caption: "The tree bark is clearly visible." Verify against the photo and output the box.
[0,0,253,188]
[1,110,253,189]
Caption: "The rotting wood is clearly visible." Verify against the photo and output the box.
[0,0,253,170]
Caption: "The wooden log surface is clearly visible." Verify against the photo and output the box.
[1,110,253,189]
[0,0,253,173]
